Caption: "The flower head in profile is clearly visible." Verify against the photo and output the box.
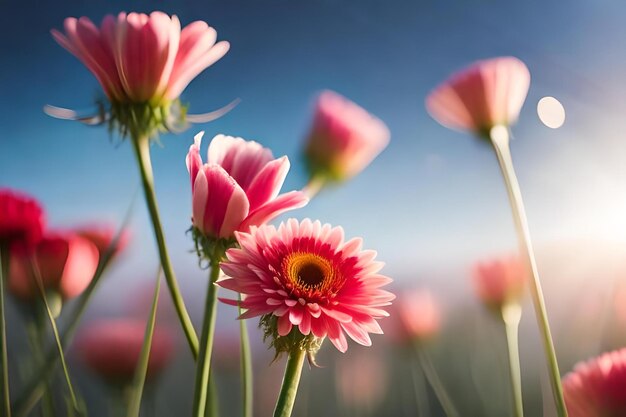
[76,319,174,384]
[9,232,99,305]
[187,132,308,256]
[303,90,390,185]
[562,348,626,417]
[426,57,530,138]
[218,218,394,356]
[51,12,231,138]
[0,188,45,249]
[472,255,527,310]
[395,289,442,342]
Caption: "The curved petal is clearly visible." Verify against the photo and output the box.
[186,131,204,192]
[239,191,308,232]
[245,156,290,211]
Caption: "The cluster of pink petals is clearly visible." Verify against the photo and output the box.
[395,289,441,341]
[304,90,390,181]
[52,11,229,103]
[186,132,308,239]
[471,255,527,308]
[426,57,530,135]
[9,231,99,301]
[0,188,45,248]
[563,348,626,417]
[218,218,394,353]
[76,319,174,383]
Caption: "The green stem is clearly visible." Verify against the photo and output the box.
[490,127,567,417]
[131,134,199,358]
[13,206,134,417]
[29,260,79,412]
[192,264,221,417]
[126,270,161,417]
[502,303,524,417]
[415,345,458,417]
[205,377,219,417]
[273,348,306,417]
[0,244,11,417]
[410,357,430,417]
[238,297,253,417]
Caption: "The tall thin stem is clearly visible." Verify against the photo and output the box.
[273,348,306,417]
[502,303,524,417]
[192,263,221,417]
[0,244,11,417]
[238,299,253,417]
[415,346,459,417]
[489,127,567,417]
[303,176,326,199]
[130,134,199,358]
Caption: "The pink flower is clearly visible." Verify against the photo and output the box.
[426,57,530,136]
[471,255,527,308]
[8,232,99,301]
[76,319,175,383]
[52,12,229,103]
[76,224,130,258]
[186,132,308,239]
[395,289,441,341]
[218,218,394,352]
[562,348,626,417]
[304,90,390,182]
[0,188,45,248]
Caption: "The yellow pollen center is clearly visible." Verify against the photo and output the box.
[285,253,333,291]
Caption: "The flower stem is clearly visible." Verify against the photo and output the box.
[192,263,221,417]
[490,127,567,417]
[273,348,306,417]
[410,357,430,417]
[126,269,161,417]
[238,297,253,417]
[130,134,199,358]
[415,345,459,417]
[0,244,12,417]
[502,303,524,417]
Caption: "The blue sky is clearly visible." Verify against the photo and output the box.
[2,0,626,312]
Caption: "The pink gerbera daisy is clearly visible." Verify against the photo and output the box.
[218,218,394,353]
[563,348,626,417]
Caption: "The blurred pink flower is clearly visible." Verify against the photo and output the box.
[471,255,527,308]
[0,188,45,249]
[304,90,390,182]
[186,132,308,239]
[52,12,229,103]
[76,319,175,383]
[335,349,388,412]
[219,218,394,352]
[8,232,99,301]
[563,348,626,417]
[426,57,530,136]
[76,224,130,259]
[396,289,442,341]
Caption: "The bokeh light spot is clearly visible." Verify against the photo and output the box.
[537,96,565,129]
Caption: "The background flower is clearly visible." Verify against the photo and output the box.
[426,56,530,136]
[0,188,45,248]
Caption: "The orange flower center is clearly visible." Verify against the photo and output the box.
[284,252,333,292]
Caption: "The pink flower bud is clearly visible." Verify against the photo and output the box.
[304,90,390,182]
[8,232,99,301]
[0,188,45,249]
[187,132,308,239]
[75,224,130,258]
[426,57,530,137]
[471,255,527,309]
[395,289,442,341]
